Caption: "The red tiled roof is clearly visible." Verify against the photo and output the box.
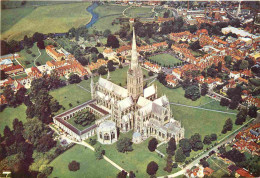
[3,65,23,72]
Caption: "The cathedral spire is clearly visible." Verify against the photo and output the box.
[130,27,138,70]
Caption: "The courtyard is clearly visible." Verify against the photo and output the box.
[148,53,181,66]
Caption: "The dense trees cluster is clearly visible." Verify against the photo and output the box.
[74,110,95,127]
[116,138,133,153]
[68,74,82,84]
[221,118,233,134]
[107,35,119,48]
[2,86,27,108]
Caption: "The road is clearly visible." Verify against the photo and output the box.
[34,48,42,67]
[158,118,255,178]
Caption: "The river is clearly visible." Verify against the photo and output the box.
[54,2,99,37]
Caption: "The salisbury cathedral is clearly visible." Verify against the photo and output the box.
[91,28,185,144]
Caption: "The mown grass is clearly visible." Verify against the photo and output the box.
[149,53,181,66]
[0,104,27,134]
[1,2,92,41]
[49,144,119,178]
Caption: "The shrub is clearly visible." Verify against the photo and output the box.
[68,161,80,171]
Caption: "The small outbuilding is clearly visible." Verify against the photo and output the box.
[97,120,118,144]
[132,132,142,144]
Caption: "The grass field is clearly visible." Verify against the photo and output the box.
[89,5,126,33]
[149,54,181,66]
[125,6,154,18]
[17,42,53,68]
[0,104,27,134]
[49,145,119,178]
[1,2,92,41]
[50,84,92,115]
[89,131,180,177]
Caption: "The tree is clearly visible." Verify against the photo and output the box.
[203,135,212,145]
[148,71,154,76]
[229,99,239,110]
[190,133,203,151]
[74,110,95,126]
[223,149,246,163]
[50,99,61,113]
[32,32,44,43]
[184,85,201,101]
[175,148,186,163]
[0,70,7,80]
[201,83,208,96]
[12,118,24,135]
[36,134,56,152]
[37,40,45,49]
[189,41,201,51]
[200,159,209,168]
[166,137,176,156]
[239,60,249,70]
[98,66,107,75]
[68,161,80,171]
[116,138,133,153]
[95,145,105,160]
[222,118,233,134]
[235,110,246,125]
[107,35,119,48]
[129,171,136,178]
[164,154,173,173]
[217,61,222,72]
[68,74,81,84]
[210,134,217,141]
[148,138,158,152]
[107,60,115,72]
[248,105,257,118]
[117,170,127,178]
[220,98,230,106]
[146,161,159,176]
[15,87,27,105]
[179,138,191,157]
[2,85,16,107]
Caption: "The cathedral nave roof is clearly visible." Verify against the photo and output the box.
[153,95,169,106]
[98,77,128,98]
[137,96,152,107]
[144,84,156,98]
[117,96,134,111]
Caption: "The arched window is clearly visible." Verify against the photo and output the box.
[111,132,115,139]
[104,133,110,140]
[100,133,102,139]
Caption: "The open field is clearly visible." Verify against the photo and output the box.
[49,144,119,178]
[50,84,92,115]
[125,6,154,18]
[149,54,181,66]
[0,104,27,134]
[1,2,92,41]
[89,131,180,177]
[89,5,126,33]
[17,42,53,68]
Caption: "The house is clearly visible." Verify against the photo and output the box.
[143,61,161,73]
[246,96,260,107]
[116,45,132,56]
[27,66,42,79]
[203,167,214,176]
[0,95,7,105]
[236,168,254,177]
[46,45,65,61]
[165,75,178,87]
[229,71,240,80]
[152,41,168,49]
[88,59,108,72]
[3,65,24,75]
[103,48,116,59]
[238,77,248,84]
[172,68,182,79]
[0,59,13,70]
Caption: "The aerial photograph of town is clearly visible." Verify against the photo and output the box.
[0,0,259,177]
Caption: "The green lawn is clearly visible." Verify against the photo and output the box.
[1,2,92,41]
[49,145,119,178]
[1,7,35,33]
[89,131,180,178]
[0,104,27,134]
[149,53,181,66]
[125,6,154,18]
[17,42,53,68]
[50,84,92,115]
[89,5,126,33]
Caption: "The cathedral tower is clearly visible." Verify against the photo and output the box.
[127,27,143,101]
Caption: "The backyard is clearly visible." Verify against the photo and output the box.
[149,53,181,66]
[49,144,119,178]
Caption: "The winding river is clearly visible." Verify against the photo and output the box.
[54,2,99,37]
